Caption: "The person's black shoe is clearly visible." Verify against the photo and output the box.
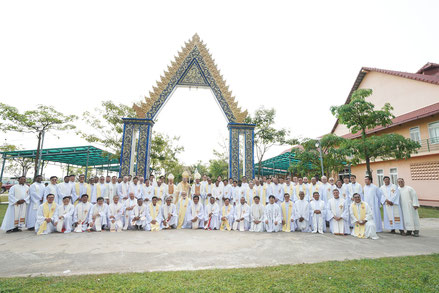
[406,230,412,236]
[6,229,14,233]
[139,225,143,230]
[390,229,396,234]
[413,230,420,237]
[399,230,406,236]
[28,227,35,231]
[12,227,21,232]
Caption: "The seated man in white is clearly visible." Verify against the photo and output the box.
[350,193,379,240]
[161,196,177,229]
[204,196,219,230]
[35,193,57,235]
[73,194,92,233]
[249,195,264,232]
[294,191,310,232]
[326,189,350,235]
[88,197,108,232]
[123,192,138,230]
[310,191,326,234]
[281,193,295,232]
[108,195,124,232]
[131,198,148,230]
[55,195,74,233]
[233,196,250,231]
[220,197,234,231]
[146,196,162,231]
[190,195,204,229]
[176,191,192,229]
[264,195,282,232]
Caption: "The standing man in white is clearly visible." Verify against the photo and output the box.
[380,176,404,235]
[1,176,30,233]
[397,178,421,237]
[26,175,45,231]
[363,176,383,233]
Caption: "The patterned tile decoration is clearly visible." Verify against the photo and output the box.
[244,128,254,179]
[136,123,148,177]
[120,122,135,176]
[410,161,439,180]
[178,60,209,87]
[229,127,240,180]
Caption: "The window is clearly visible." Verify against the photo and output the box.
[390,168,398,185]
[429,121,439,144]
[376,169,384,187]
[410,127,421,142]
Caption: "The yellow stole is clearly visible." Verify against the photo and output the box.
[352,202,367,238]
[75,183,91,205]
[177,197,189,229]
[204,184,212,205]
[308,184,319,195]
[194,185,201,195]
[37,202,57,235]
[168,184,174,195]
[284,184,293,196]
[96,184,102,197]
[295,184,306,197]
[155,185,165,202]
[262,185,267,206]
[220,205,232,231]
[282,201,293,232]
[149,203,160,231]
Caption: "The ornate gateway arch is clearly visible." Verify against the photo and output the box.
[119,34,255,180]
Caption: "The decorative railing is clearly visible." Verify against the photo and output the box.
[416,138,439,153]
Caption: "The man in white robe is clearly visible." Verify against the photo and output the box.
[326,189,350,235]
[1,176,30,233]
[222,179,232,206]
[190,195,204,229]
[204,196,219,230]
[93,176,109,204]
[88,197,108,232]
[398,178,421,237]
[190,172,202,202]
[72,174,90,205]
[153,178,167,205]
[58,176,74,205]
[123,192,138,230]
[161,196,178,229]
[117,176,130,202]
[233,197,250,231]
[166,174,177,203]
[283,177,295,202]
[280,193,295,232]
[380,176,404,234]
[308,177,321,202]
[212,180,224,208]
[310,192,326,234]
[271,178,283,204]
[320,176,332,203]
[294,191,310,232]
[108,176,118,204]
[350,193,379,240]
[35,194,57,235]
[55,196,74,233]
[249,196,264,232]
[264,195,282,232]
[146,196,162,231]
[231,180,241,206]
[73,194,92,232]
[220,198,234,231]
[43,176,61,205]
[176,191,192,229]
[131,198,148,230]
[202,177,213,207]
[294,177,309,202]
[245,181,257,206]
[349,175,363,200]
[176,171,191,202]
[142,179,154,203]
[26,175,44,230]
[108,195,124,232]
[363,176,383,233]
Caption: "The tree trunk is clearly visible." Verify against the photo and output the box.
[34,131,42,176]
[362,128,372,182]
[258,160,262,177]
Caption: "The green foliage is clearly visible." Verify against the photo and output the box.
[208,149,228,179]
[0,143,34,177]
[291,134,349,177]
[1,254,439,292]
[330,89,420,178]
[149,132,184,179]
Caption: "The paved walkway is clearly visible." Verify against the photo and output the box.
[0,218,438,277]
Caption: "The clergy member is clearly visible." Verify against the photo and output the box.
[363,176,383,233]
[43,176,61,204]
[26,175,44,231]
[397,178,421,237]
[281,193,295,232]
[35,193,57,235]
[123,192,138,230]
[1,176,29,233]
[131,198,148,230]
[176,191,192,229]
[73,194,92,233]
[204,196,219,230]
[117,176,130,201]
[349,175,363,200]
[55,195,74,233]
[190,195,204,229]
[249,196,264,232]
[146,196,162,231]
[309,192,326,234]
[88,197,108,232]
[108,195,124,232]
[350,193,379,240]
[326,189,350,235]
[58,176,74,205]
[233,197,250,231]
[380,176,404,235]
[161,196,178,229]
[166,174,177,203]
[294,191,310,232]
[220,197,234,231]
[264,195,282,232]
[176,171,191,201]
[191,172,202,202]
[72,174,90,205]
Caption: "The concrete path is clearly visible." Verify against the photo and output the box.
[0,218,438,277]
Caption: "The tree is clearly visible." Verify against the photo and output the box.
[208,149,228,179]
[291,134,349,178]
[0,104,78,176]
[149,132,184,178]
[0,143,35,177]
[245,107,296,177]
[330,89,420,179]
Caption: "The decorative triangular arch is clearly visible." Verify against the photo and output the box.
[120,34,255,180]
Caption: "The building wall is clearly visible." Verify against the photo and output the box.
[333,72,439,136]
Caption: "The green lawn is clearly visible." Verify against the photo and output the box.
[0,254,438,292]
[0,204,6,224]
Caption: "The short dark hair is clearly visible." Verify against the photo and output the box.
[383,176,390,180]
[365,175,372,181]
[350,174,356,178]
[97,197,104,202]
[50,176,57,180]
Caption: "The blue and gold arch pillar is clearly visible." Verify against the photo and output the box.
[228,123,255,180]
[120,118,154,178]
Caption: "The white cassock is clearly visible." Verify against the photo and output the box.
[233,203,250,231]
[123,198,138,230]
[260,184,271,205]
[283,183,295,202]
[142,185,154,203]
[43,184,61,205]
[176,197,192,229]
[223,184,233,203]
[189,201,204,229]
[26,182,45,229]
[202,183,213,206]
[294,199,310,232]
[398,185,420,231]
[264,203,282,232]
[204,202,220,230]
[55,203,74,233]
[130,183,143,199]
[161,203,178,228]
[93,183,109,203]
[326,197,350,235]
[308,184,321,202]
[146,203,162,231]
[272,184,283,204]
[294,184,309,202]
[219,204,234,231]
[363,184,383,232]
[349,182,363,200]
[108,183,118,203]
[117,182,130,201]
[212,185,224,208]
[72,182,91,204]
[131,204,148,229]
[73,202,92,232]
[309,199,326,233]
[108,202,124,232]
[0,184,30,231]
[35,203,57,235]
[245,188,257,206]
[190,183,202,201]
[350,201,379,240]
[231,186,242,205]
[249,203,264,232]
[281,200,295,232]
[380,184,404,231]
[58,182,73,203]
[88,203,108,231]
[320,183,332,203]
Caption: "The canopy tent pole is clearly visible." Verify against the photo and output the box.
[85,148,90,181]
[0,156,6,182]
[67,164,70,176]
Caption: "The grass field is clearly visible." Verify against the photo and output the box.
[0,254,438,292]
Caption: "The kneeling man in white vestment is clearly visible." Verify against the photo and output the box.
[233,197,250,231]
[35,193,57,235]
[220,198,234,231]
[162,196,177,229]
[88,197,108,232]
[131,198,148,230]
[204,196,219,230]
[146,196,162,231]
[190,195,204,229]
[326,189,350,235]
[264,195,282,232]
[249,196,264,232]
[294,191,310,232]
[350,193,379,240]
[310,192,326,234]
[74,194,92,233]
[55,196,74,233]
[108,195,124,232]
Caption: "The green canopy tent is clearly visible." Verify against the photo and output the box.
[254,150,300,176]
[0,145,119,181]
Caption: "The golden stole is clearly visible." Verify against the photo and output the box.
[220,205,232,231]
[282,201,293,232]
[352,202,366,238]
[177,198,188,229]
[37,202,57,235]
